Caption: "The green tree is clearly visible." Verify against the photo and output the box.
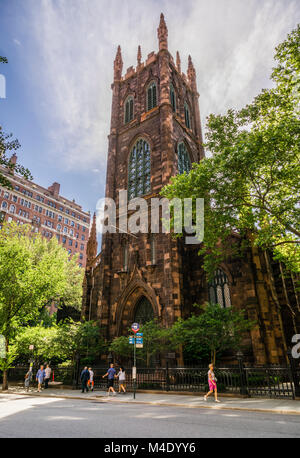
[0,222,84,389]
[162,26,300,275]
[109,320,176,367]
[12,324,60,365]
[171,304,255,365]
[56,320,106,366]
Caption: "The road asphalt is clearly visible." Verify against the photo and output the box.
[2,385,300,415]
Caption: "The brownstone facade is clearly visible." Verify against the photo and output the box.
[82,14,299,365]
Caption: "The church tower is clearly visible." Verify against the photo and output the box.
[83,14,204,345]
[82,14,293,366]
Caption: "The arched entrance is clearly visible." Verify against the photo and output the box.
[134,296,154,325]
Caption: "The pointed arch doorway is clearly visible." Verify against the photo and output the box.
[134,296,154,325]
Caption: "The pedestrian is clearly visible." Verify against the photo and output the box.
[24,369,32,392]
[117,366,126,393]
[36,365,45,392]
[80,366,90,393]
[44,364,52,389]
[87,367,94,392]
[102,363,116,396]
[204,363,220,403]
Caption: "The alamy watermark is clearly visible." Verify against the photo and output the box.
[291,334,300,359]
[96,191,204,244]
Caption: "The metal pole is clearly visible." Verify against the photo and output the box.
[133,336,136,399]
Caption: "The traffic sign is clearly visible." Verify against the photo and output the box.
[131,323,140,333]
[136,333,143,337]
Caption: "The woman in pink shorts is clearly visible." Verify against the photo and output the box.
[204,363,220,403]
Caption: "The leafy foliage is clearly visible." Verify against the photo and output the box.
[162,26,300,275]
[171,303,256,365]
[110,320,176,366]
[0,222,84,388]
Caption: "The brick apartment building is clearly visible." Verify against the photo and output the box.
[0,154,90,268]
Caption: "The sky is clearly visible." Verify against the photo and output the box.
[0,0,299,243]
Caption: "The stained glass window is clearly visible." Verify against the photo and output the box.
[208,268,232,308]
[128,139,151,199]
[147,82,157,111]
[184,102,191,129]
[134,296,154,325]
[170,84,176,112]
[177,142,191,175]
[124,96,134,124]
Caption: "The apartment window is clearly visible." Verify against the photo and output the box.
[80,244,84,250]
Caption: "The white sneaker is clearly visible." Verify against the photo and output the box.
[215,399,221,403]
[203,396,207,401]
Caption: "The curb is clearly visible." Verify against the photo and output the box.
[2,391,300,416]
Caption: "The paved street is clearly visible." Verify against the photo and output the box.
[0,393,299,438]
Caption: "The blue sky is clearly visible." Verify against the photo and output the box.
[0,0,299,243]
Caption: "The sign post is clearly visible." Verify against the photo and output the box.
[131,323,139,399]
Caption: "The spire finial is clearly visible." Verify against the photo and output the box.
[187,54,196,83]
[176,51,181,74]
[157,13,168,51]
[86,212,98,266]
[137,45,142,65]
[114,45,123,80]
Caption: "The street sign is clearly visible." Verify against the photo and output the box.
[136,344,143,349]
[136,332,143,337]
[131,322,140,334]
[129,337,134,344]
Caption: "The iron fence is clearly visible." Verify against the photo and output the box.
[1,363,299,399]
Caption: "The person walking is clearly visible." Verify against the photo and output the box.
[80,366,90,393]
[36,365,45,392]
[24,369,32,392]
[87,367,94,392]
[44,364,52,389]
[204,363,220,402]
[117,366,126,393]
[102,363,116,396]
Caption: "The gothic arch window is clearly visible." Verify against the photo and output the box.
[124,96,134,124]
[170,84,176,112]
[184,102,191,129]
[122,242,128,271]
[147,81,157,111]
[128,138,151,199]
[208,268,232,308]
[177,142,191,174]
[134,296,154,325]
[150,234,156,265]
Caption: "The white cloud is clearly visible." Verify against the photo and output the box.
[23,0,299,171]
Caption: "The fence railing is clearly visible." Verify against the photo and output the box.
[2,362,299,399]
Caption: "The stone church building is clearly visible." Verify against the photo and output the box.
[82,14,299,366]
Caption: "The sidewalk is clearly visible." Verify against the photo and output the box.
[2,386,300,415]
